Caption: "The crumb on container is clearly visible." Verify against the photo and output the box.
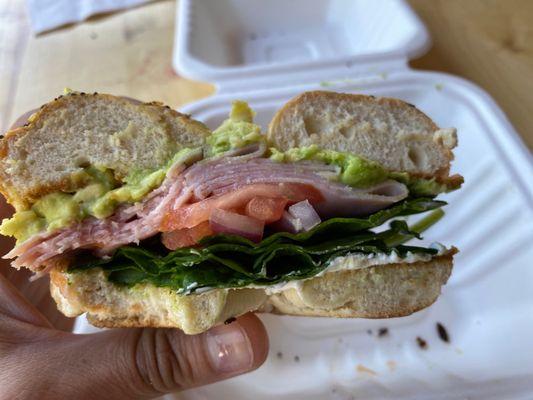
[416,337,428,350]
[436,322,450,343]
[356,364,377,376]
[377,327,389,337]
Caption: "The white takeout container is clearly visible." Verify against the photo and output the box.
[170,1,533,399]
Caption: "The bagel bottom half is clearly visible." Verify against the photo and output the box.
[49,254,453,335]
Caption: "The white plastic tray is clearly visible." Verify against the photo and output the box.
[165,1,533,399]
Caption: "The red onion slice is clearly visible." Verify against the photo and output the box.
[273,211,303,234]
[272,200,322,233]
[209,208,264,242]
[287,200,321,231]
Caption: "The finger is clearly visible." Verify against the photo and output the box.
[0,195,74,331]
[1,265,75,332]
[0,175,52,327]
[10,108,39,129]
[0,194,15,271]
[24,313,268,399]
[0,271,53,329]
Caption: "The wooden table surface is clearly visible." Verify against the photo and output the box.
[1,0,532,150]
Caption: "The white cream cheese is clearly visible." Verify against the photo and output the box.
[259,243,449,295]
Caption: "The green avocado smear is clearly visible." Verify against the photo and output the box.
[0,148,198,243]
[269,145,459,196]
[270,145,388,188]
[206,100,265,156]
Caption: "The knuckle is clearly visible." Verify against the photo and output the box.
[134,328,211,393]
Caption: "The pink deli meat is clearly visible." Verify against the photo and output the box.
[5,154,408,272]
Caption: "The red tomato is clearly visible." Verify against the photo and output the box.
[161,183,323,231]
[161,221,213,250]
[245,197,287,223]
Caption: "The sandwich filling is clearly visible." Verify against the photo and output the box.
[1,100,461,294]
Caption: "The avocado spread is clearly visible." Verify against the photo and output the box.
[270,145,388,188]
[388,172,457,197]
[206,101,265,156]
[0,148,198,243]
[269,145,458,196]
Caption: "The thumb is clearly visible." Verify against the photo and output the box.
[32,313,268,399]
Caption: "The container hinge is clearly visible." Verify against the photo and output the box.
[215,57,409,94]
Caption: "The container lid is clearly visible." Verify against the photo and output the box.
[173,0,430,92]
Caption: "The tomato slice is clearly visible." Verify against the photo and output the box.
[245,196,287,223]
[161,183,323,231]
[161,221,213,250]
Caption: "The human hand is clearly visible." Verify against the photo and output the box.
[0,110,269,400]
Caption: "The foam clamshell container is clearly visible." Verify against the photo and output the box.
[92,1,533,399]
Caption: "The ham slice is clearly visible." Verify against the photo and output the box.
[5,152,197,271]
[5,153,408,272]
[184,158,338,201]
[7,175,192,271]
[177,157,408,220]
